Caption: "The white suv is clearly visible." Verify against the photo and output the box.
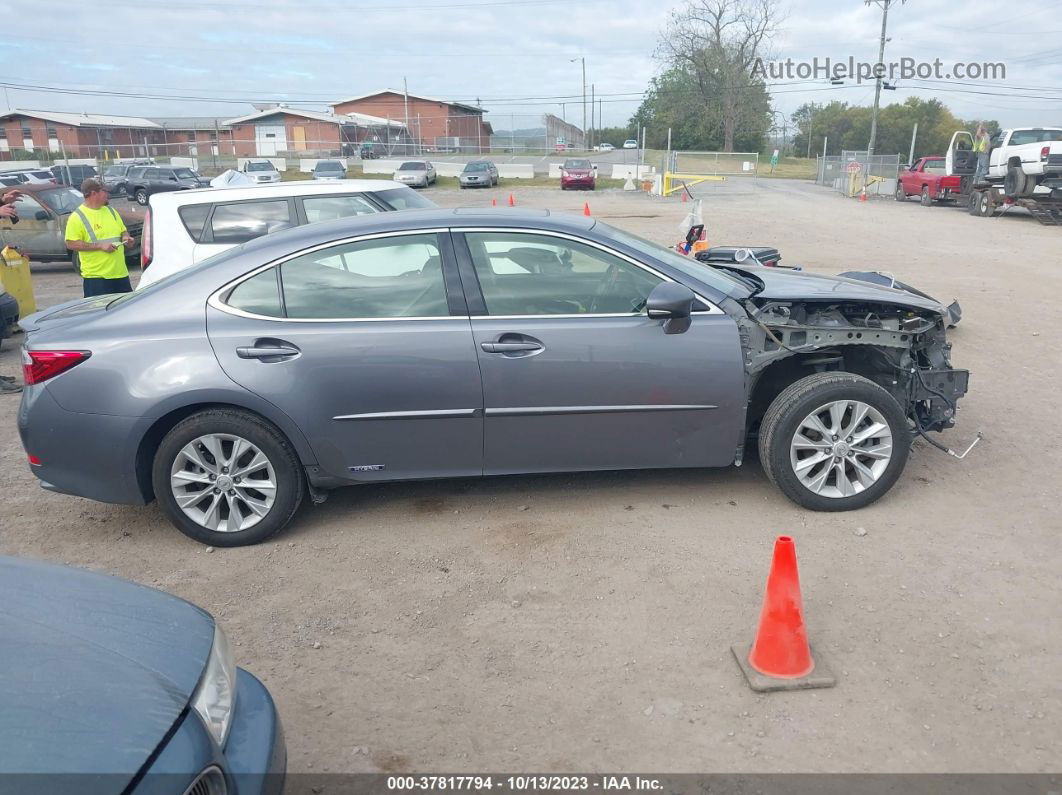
[137,180,435,288]
[242,160,282,184]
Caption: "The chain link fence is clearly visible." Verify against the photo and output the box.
[816,151,900,197]
[673,151,760,177]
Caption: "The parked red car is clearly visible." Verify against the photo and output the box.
[896,156,962,206]
[560,158,595,190]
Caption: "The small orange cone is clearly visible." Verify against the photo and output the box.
[583,202,591,217]
[492,198,497,207]
[508,193,515,207]
[732,536,836,692]
[859,186,867,202]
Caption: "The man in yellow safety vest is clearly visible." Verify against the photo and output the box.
[65,178,136,297]
[972,123,990,186]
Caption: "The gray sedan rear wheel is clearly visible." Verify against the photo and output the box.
[153,408,304,546]
[759,372,910,511]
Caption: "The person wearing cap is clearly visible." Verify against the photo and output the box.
[65,178,136,297]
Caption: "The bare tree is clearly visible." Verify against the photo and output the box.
[658,0,783,152]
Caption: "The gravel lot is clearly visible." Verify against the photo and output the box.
[1,180,1059,775]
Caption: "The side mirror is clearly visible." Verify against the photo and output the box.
[35,209,51,221]
[647,282,695,334]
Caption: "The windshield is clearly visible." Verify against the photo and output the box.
[315,162,343,171]
[398,162,426,171]
[38,188,84,214]
[246,162,274,172]
[564,159,591,169]
[375,187,437,210]
[103,166,125,177]
[463,162,489,172]
[602,224,749,295]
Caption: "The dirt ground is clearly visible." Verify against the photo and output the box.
[1,180,1059,775]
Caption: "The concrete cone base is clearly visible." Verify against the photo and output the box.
[731,643,837,692]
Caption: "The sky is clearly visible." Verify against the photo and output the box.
[3,0,1061,135]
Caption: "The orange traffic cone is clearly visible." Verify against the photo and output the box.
[508,193,515,207]
[492,198,497,207]
[859,186,867,202]
[731,536,836,692]
[583,202,591,217]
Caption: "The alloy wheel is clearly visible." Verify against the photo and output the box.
[789,400,893,498]
[170,433,277,532]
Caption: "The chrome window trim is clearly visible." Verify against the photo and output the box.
[208,226,723,322]
[457,227,723,316]
[208,228,455,323]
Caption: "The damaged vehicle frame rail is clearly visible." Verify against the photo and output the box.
[17,210,978,547]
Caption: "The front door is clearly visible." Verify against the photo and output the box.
[2,194,63,259]
[206,230,483,482]
[453,229,745,475]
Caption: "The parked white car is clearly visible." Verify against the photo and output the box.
[242,160,282,184]
[0,168,57,186]
[622,140,638,149]
[393,161,437,188]
[137,180,436,288]
[947,127,1062,197]
[596,143,615,152]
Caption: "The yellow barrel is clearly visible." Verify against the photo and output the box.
[1,245,37,317]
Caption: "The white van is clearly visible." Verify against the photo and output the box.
[138,180,435,288]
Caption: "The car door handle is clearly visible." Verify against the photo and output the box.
[236,345,300,360]
[480,342,543,353]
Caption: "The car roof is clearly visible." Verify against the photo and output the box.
[149,178,415,208]
[239,207,596,256]
[5,182,69,194]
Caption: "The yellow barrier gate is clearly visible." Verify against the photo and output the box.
[662,172,726,197]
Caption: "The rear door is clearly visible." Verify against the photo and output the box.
[453,228,745,475]
[206,229,483,482]
[294,193,382,225]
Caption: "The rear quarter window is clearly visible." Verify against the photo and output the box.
[178,204,212,243]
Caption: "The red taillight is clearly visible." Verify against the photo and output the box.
[1042,146,1050,161]
[28,454,42,466]
[22,350,91,385]
[141,207,153,269]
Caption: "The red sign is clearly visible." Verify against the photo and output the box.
[846,161,862,173]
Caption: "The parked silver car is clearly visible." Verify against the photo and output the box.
[459,160,498,188]
[18,209,970,547]
[311,160,347,180]
[243,160,281,184]
[394,160,436,188]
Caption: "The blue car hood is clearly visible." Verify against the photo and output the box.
[0,557,214,787]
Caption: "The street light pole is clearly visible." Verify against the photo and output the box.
[570,57,586,149]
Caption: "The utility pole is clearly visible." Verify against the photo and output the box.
[590,83,595,150]
[908,121,918,164]
[866,0,906,157]
[570,57,585,149]
[806,107,814,159]
[403,77,411,156]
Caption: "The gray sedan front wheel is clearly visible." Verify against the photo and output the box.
[758,372,910,511]
[153,408,304,546]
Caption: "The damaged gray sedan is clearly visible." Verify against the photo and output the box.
[18,209,971,546]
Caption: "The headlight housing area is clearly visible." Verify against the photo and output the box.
[191,624,237,747]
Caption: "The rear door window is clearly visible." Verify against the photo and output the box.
[208,200,292,244]
[300,194,379,224]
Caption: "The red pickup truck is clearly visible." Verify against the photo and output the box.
[896,156,963,205]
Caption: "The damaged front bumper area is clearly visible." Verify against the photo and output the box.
[743,297,970,436]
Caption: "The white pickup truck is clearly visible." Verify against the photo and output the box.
[947,127,1062,197]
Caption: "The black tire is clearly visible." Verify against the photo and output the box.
[920,186,932,206]
[152,408,304,546]
[978,190,994,217]
[895,182,906,202]
[1004,166,1027,198]
[758,372,911,512]
[967,190,981,215]
[134,188,148,205]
